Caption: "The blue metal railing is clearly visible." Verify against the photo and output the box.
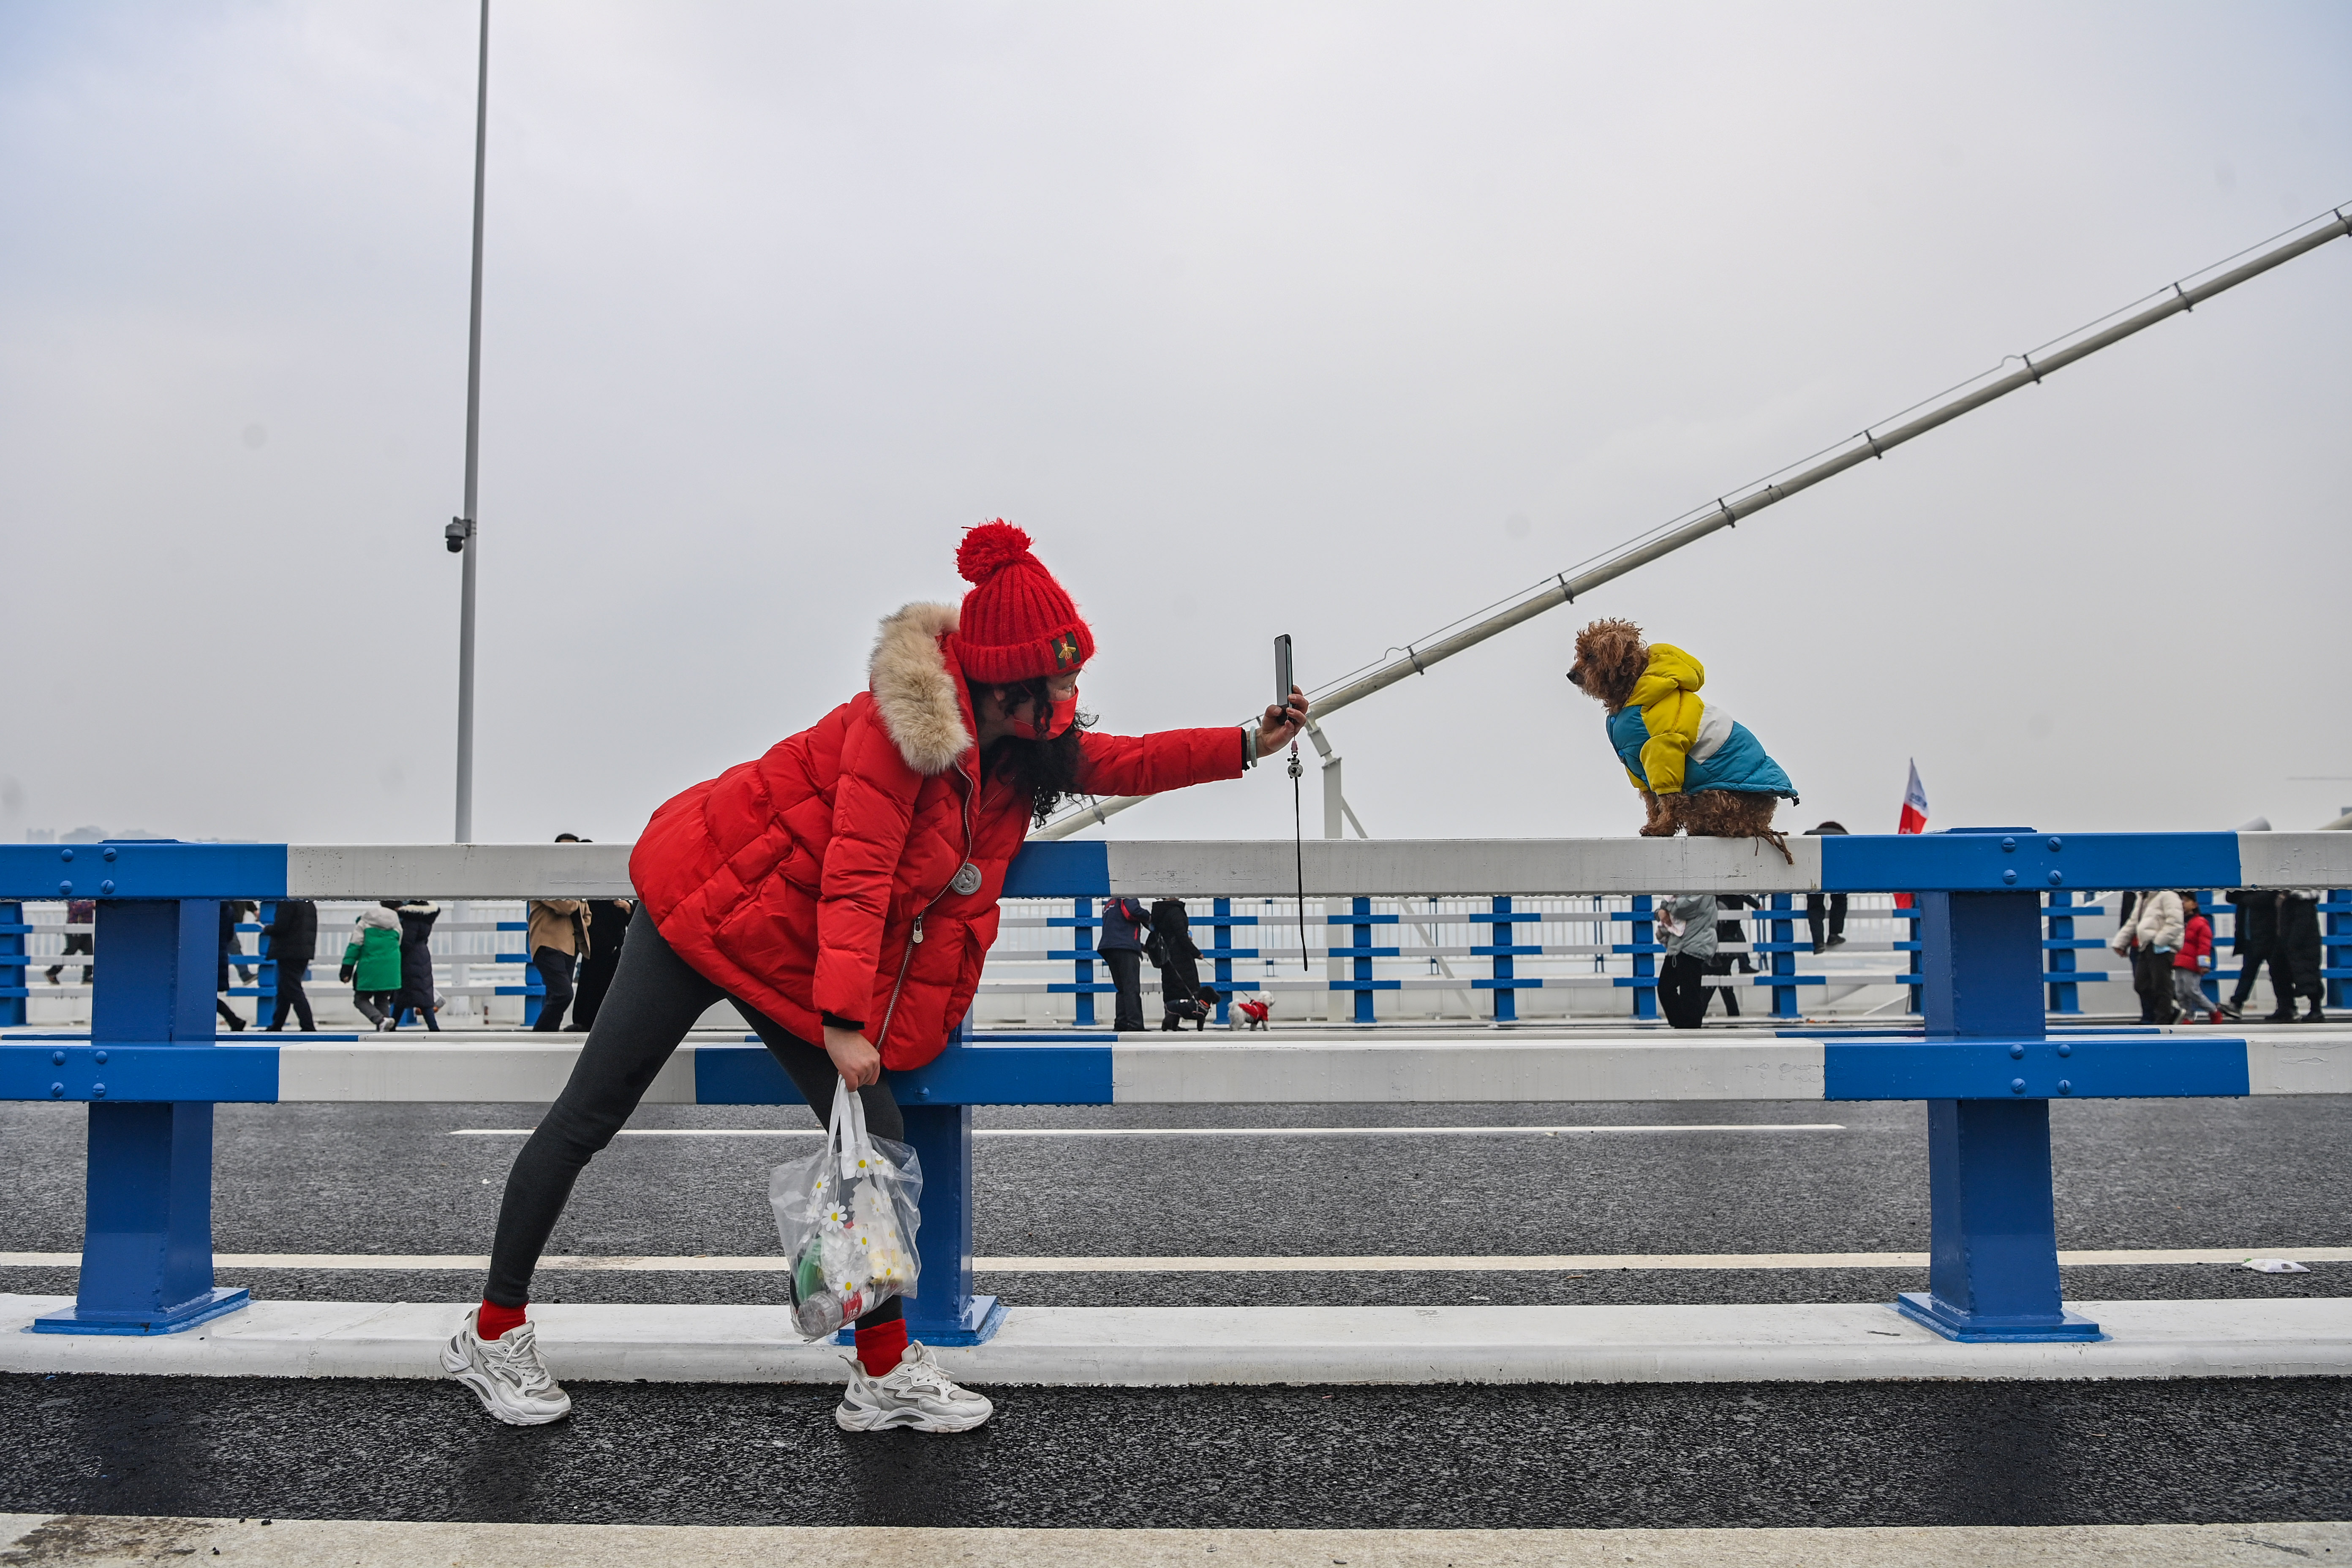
[1040,886,2348,1026]
[12,885,2348,1032]
[1,830,2347,1351]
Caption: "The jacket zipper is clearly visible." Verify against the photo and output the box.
[871,755,980,1055]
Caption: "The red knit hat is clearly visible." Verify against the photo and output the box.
[951,520,1095,683]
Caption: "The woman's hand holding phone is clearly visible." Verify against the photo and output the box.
[1255,686,1309,756]
[822,1024,883,1089]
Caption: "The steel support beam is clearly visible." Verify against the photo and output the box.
[33,899,248,1335]
[1895,840,2100,1343]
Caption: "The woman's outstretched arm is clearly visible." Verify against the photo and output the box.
[1073,688,1308,797]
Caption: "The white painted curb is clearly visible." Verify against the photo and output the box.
[3,1296,2344,1386]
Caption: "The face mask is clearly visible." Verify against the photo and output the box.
[1007,689,1079,741]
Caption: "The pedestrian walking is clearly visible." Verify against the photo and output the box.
[444,519,1308,1434]
[340,905,404,1030]
[1656,892,1718,1029]
[228,900,257,985]
[2219,889,2289,1022]
[1148,898,1208,1031]
[1804,822,1848,953]
[1096,894,1151,1032]
[2113,889,2140,1013]
[391,898,443,1031]
[43,897,95,987]
[1707,893,1754,1017]
[527,852,591,1031]
[215,899,255,1032]
[2274,889,2328,1023]
[560,837,633,1032]
[2172,895,2221,1025]
[2110,887,2184,1024]
[262,898,319,1033]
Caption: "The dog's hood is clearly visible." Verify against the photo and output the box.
[1627,644,1704,711]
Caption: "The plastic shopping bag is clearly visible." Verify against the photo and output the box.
[769,1075,923,1339]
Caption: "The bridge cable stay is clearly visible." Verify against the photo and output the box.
[1035,204,2352,841]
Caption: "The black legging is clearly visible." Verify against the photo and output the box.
[1806,893,1846,949]
[2228,942,2292,1010]
[531,947,576,1032]
[1102,947,1145,1031]
[485,906,903,1329]
[268,971,316,1032]
[1659,951,1710,1029]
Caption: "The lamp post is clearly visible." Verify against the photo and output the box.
[446,0,491,1021]
[449,0,490,845]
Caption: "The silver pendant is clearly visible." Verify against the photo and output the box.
[949,861,983,896]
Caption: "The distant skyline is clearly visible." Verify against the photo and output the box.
[3,2,2347,847]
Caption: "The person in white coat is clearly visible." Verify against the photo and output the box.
[2111,888,2185,1024]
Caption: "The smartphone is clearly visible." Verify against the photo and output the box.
[1273,634,1294,712]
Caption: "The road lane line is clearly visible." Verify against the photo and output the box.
[445,1125,1852,1138]
[5,1518,2347,1566]
[2,1247,2344,1272]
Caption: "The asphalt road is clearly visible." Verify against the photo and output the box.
[2,1094,2343,1531]
[0,1096,2345,1296]
[0,1374,2344,1529]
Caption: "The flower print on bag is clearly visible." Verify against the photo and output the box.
[766,1073,927,1342]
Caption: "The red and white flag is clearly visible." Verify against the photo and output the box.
[1894,761,1929,908]
[1897,760,1930,836]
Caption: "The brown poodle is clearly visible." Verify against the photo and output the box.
[1568,618,1794,861]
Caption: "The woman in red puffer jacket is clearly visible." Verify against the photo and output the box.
[444,521,1308,1435]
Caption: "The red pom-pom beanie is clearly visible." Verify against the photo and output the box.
[951,520,1095,683]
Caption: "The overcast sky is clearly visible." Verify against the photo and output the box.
[3,1,2347,851]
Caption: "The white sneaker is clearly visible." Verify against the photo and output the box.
[834,1342,993,1433]
[441,1310,573,1426]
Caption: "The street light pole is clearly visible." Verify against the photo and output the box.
[450,0,490,845]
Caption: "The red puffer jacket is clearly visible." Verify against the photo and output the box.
[630,602,1246,1068]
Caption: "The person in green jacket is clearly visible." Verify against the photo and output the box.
[341,904,405,1032]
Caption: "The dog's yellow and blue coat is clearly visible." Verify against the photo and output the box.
[1603,644,1797,799]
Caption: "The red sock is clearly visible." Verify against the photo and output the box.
[854,1318,908,1377]
[476,1301,527,1340]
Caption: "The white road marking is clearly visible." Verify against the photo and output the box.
[1,1247,2343,1273]
[444,1122,1850,1137]
[1,1516,2347,1565]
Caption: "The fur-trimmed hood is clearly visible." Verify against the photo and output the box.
[869,602,972,776]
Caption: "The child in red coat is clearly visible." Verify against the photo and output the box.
[2173,895,2222,1024]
